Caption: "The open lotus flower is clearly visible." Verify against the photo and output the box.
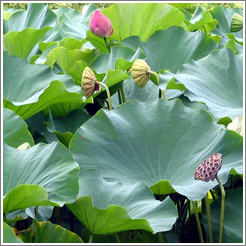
[90,10,114,38]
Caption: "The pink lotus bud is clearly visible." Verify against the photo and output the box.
[89,10,114,38]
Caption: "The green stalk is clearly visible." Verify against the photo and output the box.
[160,89,167,100]
[192,201,204,243]
[215,175,225,243]
[157,232,166,243]
[114,233,120,243]
[88,234,93,243]
[120,86,126,103]
[104,37,110,52]
[205,193,213,243]
[97,82,112,110]
[117,89,122,104]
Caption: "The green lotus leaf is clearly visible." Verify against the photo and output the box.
[102,3,186,41]
[165,48,243,120]
[26,206,54,222]
[3,9,21,21]
[67,169,178,234]
[5,3,57,32]
[122,27,218,73]
[3,222,23,243]
[3,27,51,59]
[3,52,87,119]
[91,46,140,74]
[3,142,79,208]
[122,77,159,102]
[46,109,91,147]
[184,7,218,32]
[211,6,243,41]
[86,30,110,53]
[45,44,99,85]
[4,184,58,214]
[18,221,83,243]
[3,108,34,148]
[203,187,243,243]
[70,99,243,201]
[52,5,95,40]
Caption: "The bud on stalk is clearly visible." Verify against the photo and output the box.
[130,59,159,87]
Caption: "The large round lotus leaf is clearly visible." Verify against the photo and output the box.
[18,221,83,243]
[122,27,218,72]
[67,169,178,234]
[102,3,185,41]
[167,48,243,120]
[3,108,34,148]
[70,99,243,201]
[3,52,86,119]
[3,142,79,207]
[3,222,23,243]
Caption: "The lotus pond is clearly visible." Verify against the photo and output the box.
[2,2,244,244]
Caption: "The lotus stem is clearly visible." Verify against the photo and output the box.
[160,89,167,101]
[104,37,110,52]
[117,90,122,104]
[88,234,93,243]
[120,86,126,103]
[114,233,120,243]
[192,201,204,243]
[215,175,225,243]
[157,232,166,243]
[205,193,213,243]
[97,82,112,110]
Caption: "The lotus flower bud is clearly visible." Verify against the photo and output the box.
[130,59,151,87]
[230,13,243,32]
[81,67,100,98]
[194,153,223,182]
[90,10,114,38]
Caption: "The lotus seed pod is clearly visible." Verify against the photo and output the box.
[130,59,151,87]
[81,67,99,98]
[194,153,223,182]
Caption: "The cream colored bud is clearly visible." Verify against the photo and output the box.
[82,67,98,98]
[130,59,151,87]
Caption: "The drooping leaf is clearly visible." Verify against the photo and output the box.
[3,52,86,119]
[19,221,83,243]
[3,108,34,148]
[3,222,23,243]
[122,27,218,72]
[102,3,186,41]
[67,169,178,234]
[165,48,243,120]
[3,184,57,214]
[3,142,79,209]
[70,99,243,201]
